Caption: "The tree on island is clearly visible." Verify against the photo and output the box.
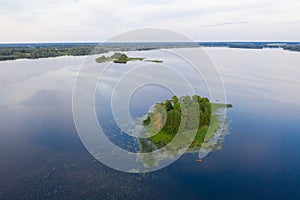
[95,52,163,64]
[143,95,213,148]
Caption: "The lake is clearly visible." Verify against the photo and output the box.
[0,47,300,199]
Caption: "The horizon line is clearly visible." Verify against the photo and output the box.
[0,41,299,45]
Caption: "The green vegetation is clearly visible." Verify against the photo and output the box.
[0,42,299,62]
[144,59,163,63]
[96,52,144,64]
[95,52,163,64]
[0,43,191,62]
[142,95,232,150]
[0,45,97,61]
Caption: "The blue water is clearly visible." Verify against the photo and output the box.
[0,48,300,199]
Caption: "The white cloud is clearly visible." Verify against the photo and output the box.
[0,0,299,42]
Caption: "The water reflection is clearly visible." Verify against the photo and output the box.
[1,48,300,199]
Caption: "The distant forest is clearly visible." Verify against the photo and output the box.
[0,42,299,61]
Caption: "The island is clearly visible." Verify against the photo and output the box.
[144,59,163,63]
[141,95,232,151]
[96,52,144,64]
[95,52,163,64]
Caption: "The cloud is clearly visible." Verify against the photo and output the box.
[21,89,62,107]
[0,0,299,42]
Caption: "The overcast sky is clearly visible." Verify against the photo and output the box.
[0,0,299,42]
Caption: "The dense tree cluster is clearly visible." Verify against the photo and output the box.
[96,53,143,64]
[0,46,97,61]
[143,95,212,148]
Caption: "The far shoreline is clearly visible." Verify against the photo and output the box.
[0,42,299,62]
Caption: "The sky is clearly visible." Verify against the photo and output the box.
[0,0,299,42]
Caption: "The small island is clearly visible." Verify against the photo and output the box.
[144,59,163,63]
[96,52,144,64]
[96,52,163,64]
[141,95,232,151]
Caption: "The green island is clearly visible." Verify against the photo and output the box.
[144,59,163,63]
[141,95,232,151]
[96,52,163,64]
[96,52,143,64]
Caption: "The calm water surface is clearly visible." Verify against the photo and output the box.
[0,48,300,199]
